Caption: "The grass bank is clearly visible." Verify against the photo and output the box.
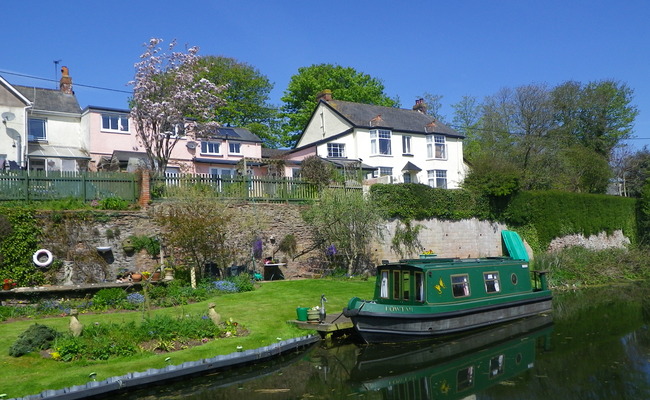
[0,278,374,399]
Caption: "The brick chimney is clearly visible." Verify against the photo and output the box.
[59,66,73,94]
[413,98,427,114]
[315,89,332,102]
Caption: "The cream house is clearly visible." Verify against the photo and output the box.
[0,67,89,173]
[291,91,467,188]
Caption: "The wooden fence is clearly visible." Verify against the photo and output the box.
[0,171,362,203]
[152,173,353,202]
[0,170,139,202]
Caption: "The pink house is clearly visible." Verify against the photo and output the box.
[82,106,264,175]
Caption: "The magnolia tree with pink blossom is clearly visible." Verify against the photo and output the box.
[129,38,227,174]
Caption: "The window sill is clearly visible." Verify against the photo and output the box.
[101,129,131,134]
[370,154,393,158]
[200,153,223,157]
[402,153,414,157]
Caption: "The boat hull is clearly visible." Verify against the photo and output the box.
[344,296,552,343]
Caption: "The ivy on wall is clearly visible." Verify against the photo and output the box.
[369,184,639,253]
[0,207,44,286]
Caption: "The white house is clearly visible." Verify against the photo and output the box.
[291,91,467,188]
[0,67,89,173]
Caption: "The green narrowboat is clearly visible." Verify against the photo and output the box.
[343,231,552,343]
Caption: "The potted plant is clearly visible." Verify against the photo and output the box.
[141,271,151,281]
[2,278,17,290]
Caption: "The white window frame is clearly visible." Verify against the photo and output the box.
[101,113,129,133]
[327,143,346,158]
[402,135,412,155]
[228,142,242,155]
[201,141,221,155]
[426,134,447,159]
[427,169,448,189]
[28,118,47,141]
[370,129,392,156]
[373,166,393,178]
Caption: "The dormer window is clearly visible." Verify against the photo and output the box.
[28,118,47,141]
[426,134,447,159]
[370,129,391,156]
[101,113,129,132]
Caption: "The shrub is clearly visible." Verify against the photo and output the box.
[99,196,130,210]
[92,288,127,309]
[9,324,60,357]
[230,275,255,293]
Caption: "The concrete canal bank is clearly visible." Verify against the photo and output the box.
[14,335,320,400]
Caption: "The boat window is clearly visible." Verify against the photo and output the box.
[511,273,518,285]
[484,272,501,293]
[457,366,475,391]
[403,272,410,300]
[380,271,389,298]
[451,275,470,298]
[489,354,505,378]
[393,270,401,299]
[415,272,424,302]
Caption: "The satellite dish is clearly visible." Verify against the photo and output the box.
[1,112,15,122]
[186,141,197,149]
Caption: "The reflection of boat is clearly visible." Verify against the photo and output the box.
[343,230,552,343]
[350,314,553,400]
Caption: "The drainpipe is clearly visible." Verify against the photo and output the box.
[22,104,32,170]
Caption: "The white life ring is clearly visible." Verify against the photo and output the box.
[33,249,53,268]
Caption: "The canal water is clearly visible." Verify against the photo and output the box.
[118,282,650,399]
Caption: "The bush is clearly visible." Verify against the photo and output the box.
[92,288,127,309]
[9,324,60,357]
[99,197,130,210]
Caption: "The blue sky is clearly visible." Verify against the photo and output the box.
[3,1,649,149]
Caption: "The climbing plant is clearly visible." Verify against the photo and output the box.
[0,207,45,286]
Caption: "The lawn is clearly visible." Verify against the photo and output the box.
[0,278,374,398]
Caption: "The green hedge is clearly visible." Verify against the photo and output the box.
[504,190,638,249]
[369,183,491,221]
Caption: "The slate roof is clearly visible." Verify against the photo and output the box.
[13,85,81,115]
[323,100,463,138]
[207,127,262,143]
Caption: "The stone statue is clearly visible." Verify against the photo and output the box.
[208,302,221,325]
[69,309,83,337]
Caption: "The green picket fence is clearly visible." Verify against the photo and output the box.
[0,171,362,203]
[0,170,138,202]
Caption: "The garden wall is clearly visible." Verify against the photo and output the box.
[35,204,629,285]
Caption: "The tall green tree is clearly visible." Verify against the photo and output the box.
[451,95,482,160]
[552,80,639,159]
[281,64,398,147]
[195,56,284,148]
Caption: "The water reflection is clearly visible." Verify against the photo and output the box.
[350,314,553,400]
[115,284,650,399]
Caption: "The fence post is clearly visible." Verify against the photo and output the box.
[82,173,87,201]
[24,171,29,201]
[139,169,151,208]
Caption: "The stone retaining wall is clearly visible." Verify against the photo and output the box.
[34,204,630,285]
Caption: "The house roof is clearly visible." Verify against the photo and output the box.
[261,148,290,159]
[401,161,422,172]
[13,85,81,115]
[207,127,262,143]
[322,99,463,138]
